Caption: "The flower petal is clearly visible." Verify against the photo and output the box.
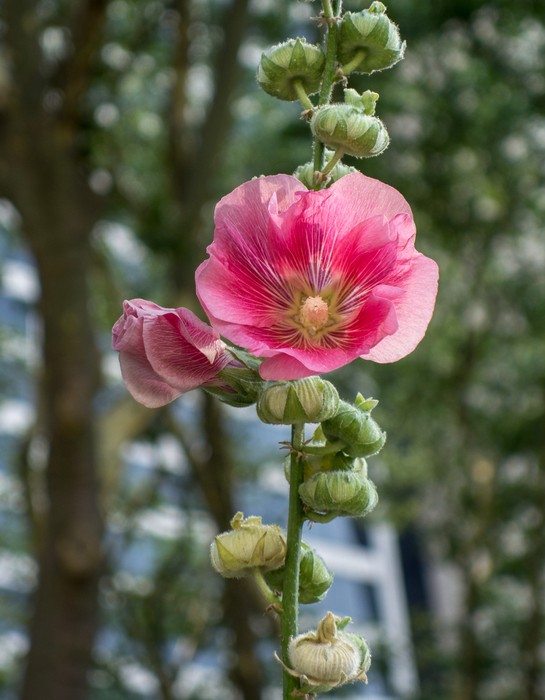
[326,172,413,229]
[119,352,183,408]
[197,176,307,334]
[143,309,229,391]
[361,254,439,363]
[212,174,306,253]
[196,254,287,329]
[260,354,317,380]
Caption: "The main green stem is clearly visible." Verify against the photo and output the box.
[281,422,306,699]
[313,0,343,183]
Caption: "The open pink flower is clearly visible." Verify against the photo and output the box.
[112,299,232,407]
[196,172,438,380]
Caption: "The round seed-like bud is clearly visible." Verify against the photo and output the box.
[293,149,358,189]
[210,512,286,578]
[257,377,339,425]
[338,4,406,75]
[265,542,334,604]
[299,457,379,518]
[311,104,389,158]
[285,612,369,693]
[257,38,325,101]
[321,398,386,458]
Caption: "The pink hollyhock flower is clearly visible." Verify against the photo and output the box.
[112,299,232,408]
[196,172,438,381]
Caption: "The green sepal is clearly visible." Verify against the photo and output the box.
[264,541,334,604]
[206,348,264,407]
[354,393,379,412]
[345,632,372,675]
[344,88,379,115]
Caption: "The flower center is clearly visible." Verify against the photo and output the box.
[299,295,329,336]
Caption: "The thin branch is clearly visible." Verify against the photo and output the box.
[3,0,44,112]
[168,0,192,176]
[169,0,252,284]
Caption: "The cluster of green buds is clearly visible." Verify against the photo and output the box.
[211,385,383,692]
[278,612,371,694]
[210,512,286,578]
[287,391,385,523]
[255,2,405,184]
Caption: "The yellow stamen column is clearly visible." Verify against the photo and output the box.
[300,295,329,337]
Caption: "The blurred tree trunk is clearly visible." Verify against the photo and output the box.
[0,1,107,698]
[15,159,104,700]
[166,1,268,697]
[169,0,252,281]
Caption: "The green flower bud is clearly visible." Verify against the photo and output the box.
[257,38,325,101]
[310,103,389,158]
[338,5,405,75]
[257,377,339,425]
[280,612,370,693]
[293,149,358,189]
[321,397,386,457]
[299,457,379,518]
[210,512,286,579]
[265,542,334,604]
[283,448,353,483]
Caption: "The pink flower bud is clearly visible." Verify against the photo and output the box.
[112,299,232,408]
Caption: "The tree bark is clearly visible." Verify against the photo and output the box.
[5,127,105,700]
[0,2,107,697]
[169,0,252,281]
